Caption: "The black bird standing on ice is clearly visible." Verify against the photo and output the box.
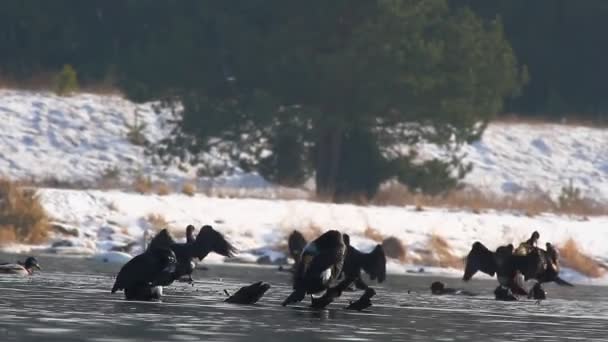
[282,230,346,308]
[111,246,177,300]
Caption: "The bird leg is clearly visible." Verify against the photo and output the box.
[354,277,369,290]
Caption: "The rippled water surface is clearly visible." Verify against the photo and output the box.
[0,253,607,341]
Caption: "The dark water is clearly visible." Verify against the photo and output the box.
[0,253,607,342]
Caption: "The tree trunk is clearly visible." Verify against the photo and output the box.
[314,125,343,200]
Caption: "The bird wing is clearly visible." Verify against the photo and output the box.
[304,247,345,282]
[361,245,387,283]
[194,225,237,259]
[463,241,497,280]
[147,229,177,251]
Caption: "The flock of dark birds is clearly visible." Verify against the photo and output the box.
[2,226,574,310]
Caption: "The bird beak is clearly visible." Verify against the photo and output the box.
[34,264,42,271]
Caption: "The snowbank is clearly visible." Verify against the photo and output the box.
[24,188,608,284]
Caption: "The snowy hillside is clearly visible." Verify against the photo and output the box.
[0,89,267,189]
[1,89,608,200]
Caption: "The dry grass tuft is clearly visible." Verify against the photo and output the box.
[133,175,153,194]
[371,183,608,216]
[300,222,323,242]
[364,226,384,243]
[156,182,171,196]
[559,238,604,278]
[0,225,18,245]
[182,182,197,196]
[382,236,407,262]
[414,234,463,269]
[0,178,50,244]
[146,213,169,232]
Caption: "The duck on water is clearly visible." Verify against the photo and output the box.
[0,256,41,276]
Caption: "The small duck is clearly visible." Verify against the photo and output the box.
[494,286,518,301]
[224,281,271,304]
[430,281,476,296]
[528,282,547,300]
[0,256,42,275]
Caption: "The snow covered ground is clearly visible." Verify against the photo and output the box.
[26,188,608,285]
[1,89,607,285]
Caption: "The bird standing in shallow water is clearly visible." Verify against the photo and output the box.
[111,246,177,300]
[0,256,41,276]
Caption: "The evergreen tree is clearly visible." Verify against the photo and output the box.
[150,0,524,199]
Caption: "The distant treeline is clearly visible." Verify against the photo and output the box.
[0,1,606,118]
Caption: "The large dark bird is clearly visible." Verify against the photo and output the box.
[111,246,177,300]
[282,230,346,308]
[224,281,271,304]
[0,256,41,276]
[148,225,236,284]
[463,240,572,296]
[288,230,307,264]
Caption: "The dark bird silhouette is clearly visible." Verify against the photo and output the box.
[185,224,196,243]
[111,247,177,300]
[463,240,573,295]
[282,230,346,308]
[494,286,518,301]
[345,288,376,311]
[430,281,476,296]
[147,225,237,284]
[224,281,271,304]
[288,230,307,264]
[528,282,547,300]
[0,256,42,276]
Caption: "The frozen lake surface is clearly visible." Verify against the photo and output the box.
[0,253,607,341]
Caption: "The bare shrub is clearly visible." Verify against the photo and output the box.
[364,226,384,243]
[382,236,407,262]
[414,234,462,269]
[0,179,50,243]
[145,213,169,233]
[182,182,196,196]
[559,238,604,278]
[126,110,147,146]
[371,183,608,216]
[156,182,171,196]
[0,225,17,245]
[133,175,153,194]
